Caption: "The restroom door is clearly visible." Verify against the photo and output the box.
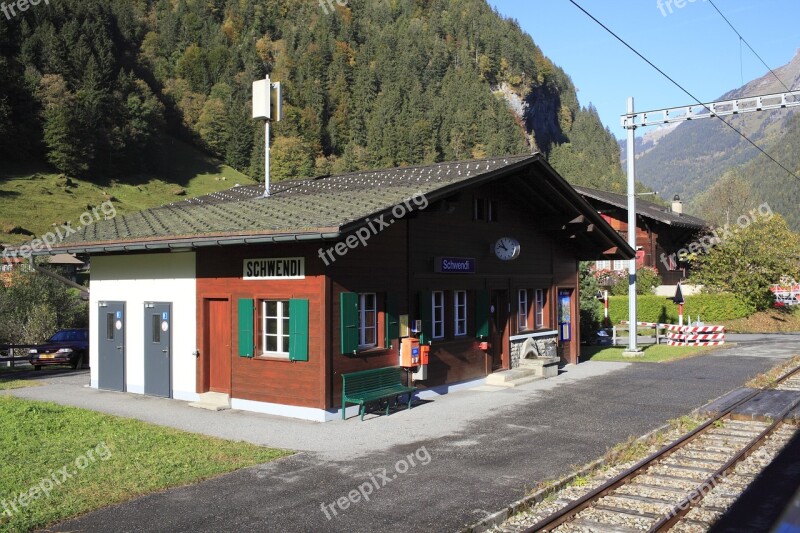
[144,303,172,398]
[98,302,125,392]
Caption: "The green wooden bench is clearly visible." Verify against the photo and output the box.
[342,366,416,421]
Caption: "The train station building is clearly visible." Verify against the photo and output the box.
[49,154,634,421]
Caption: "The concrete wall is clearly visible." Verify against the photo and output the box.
[89,253,198,401]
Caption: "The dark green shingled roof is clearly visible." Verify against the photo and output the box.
[574,186,707,230]
[56,155,534,252]
[48,154,635,259]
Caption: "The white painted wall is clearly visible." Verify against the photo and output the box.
[89,253,198,401]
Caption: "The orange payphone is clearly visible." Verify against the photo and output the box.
[419,344,430,366]
[413,343,430,381]
[400,337,420,368]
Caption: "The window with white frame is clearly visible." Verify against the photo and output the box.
[613,260,628,271]
[518,289,529,330]
[595,260,611,271]
[432,291,445,339]
[261,300,290,356]
[535,289,545,329]
[454,290,467,336]
[358,293,377,348]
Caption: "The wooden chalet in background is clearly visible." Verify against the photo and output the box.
[574,186,707,285]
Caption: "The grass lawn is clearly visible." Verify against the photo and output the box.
[0,379,41,391]
[722,307,800,333]
[0,365,44,390]
[0,366,75,390]
[0,396,290,532]
[581,343,724,363]
[0,137,256,245]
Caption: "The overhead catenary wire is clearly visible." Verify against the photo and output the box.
[707,0,793,92]
[566,0,800,185]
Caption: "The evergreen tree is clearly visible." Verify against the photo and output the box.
[0,0,626,193]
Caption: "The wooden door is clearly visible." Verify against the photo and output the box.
[205,298,231,394]
[490,290,509,371]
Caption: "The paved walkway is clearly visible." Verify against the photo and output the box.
[7,335,797,533]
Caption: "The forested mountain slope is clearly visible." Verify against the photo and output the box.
[0,0,626,203]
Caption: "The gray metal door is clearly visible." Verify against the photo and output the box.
[144,303,171,398]
[98,302,125,392]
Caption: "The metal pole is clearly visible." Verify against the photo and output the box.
[625,97,640,354]
[264,120,271,198]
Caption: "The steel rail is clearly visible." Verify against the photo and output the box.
[651,394,800,531]
[525,362,800,532]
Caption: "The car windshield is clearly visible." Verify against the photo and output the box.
[48,330,87,342]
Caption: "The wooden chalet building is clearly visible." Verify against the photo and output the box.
[574,186,707,285]
[47,155,633,421]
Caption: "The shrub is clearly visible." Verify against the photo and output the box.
[609,293,753,325]
[690,214,800,311]
[595,266,662,296]
[636,266,662,295]
[0,267,88,344]
[579,262,602,340]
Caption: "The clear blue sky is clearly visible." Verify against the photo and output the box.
[490,0,799,139]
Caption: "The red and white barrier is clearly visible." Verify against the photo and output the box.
[664,324,726,346]
[661,324,725,333]
[613,322,726,347]
[667,332,726,341]
[666,340,726,346]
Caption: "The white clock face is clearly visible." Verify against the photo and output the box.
[494,237,521,261]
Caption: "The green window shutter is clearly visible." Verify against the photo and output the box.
[340,292,359,354]
[238,298,255,358]
[418,291,432,345]
[385,293,399,348]
[289,299,309,362]
[475,289,489,339]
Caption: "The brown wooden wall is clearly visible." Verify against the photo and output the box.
[195,178,586,411]
[600,212,699,284]
[406,182,580,369]
[196,243,327,409]
[326,220,409,409]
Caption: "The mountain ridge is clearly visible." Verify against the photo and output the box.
[622,49,800,229]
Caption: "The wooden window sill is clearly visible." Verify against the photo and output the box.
[254,355,291,362]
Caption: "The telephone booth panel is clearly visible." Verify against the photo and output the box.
[558,289,572,342]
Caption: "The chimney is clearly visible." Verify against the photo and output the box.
[672,194,683,215]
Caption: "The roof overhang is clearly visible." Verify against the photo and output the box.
[35,231,342,256]
[575,186,707,231]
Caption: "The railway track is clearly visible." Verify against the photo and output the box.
[775,371,800,392]
[520,365,800,533]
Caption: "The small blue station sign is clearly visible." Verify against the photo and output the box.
[434,257,476,274]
